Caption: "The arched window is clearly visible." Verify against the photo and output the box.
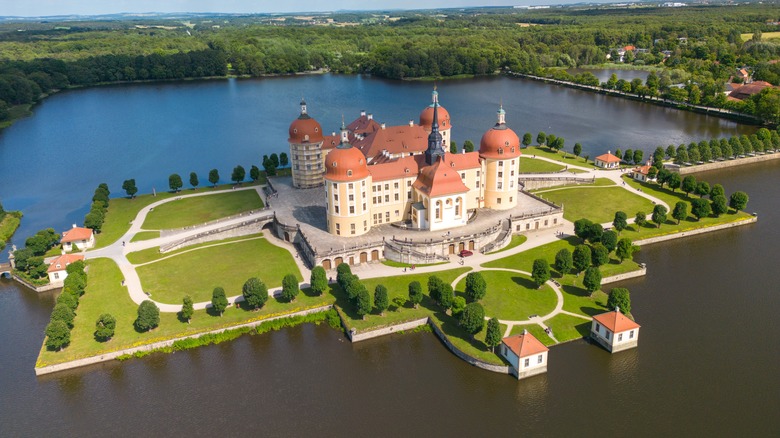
[436,200,442,220]
[455,197,462,217]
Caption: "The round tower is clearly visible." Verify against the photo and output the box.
[479,105,521,210]
[324,125,372,237]
[419,88,452,149]
[289,99,326,188]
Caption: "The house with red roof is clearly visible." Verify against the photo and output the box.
[500,330,549,379]
[47,254,85,284]
[591,308,640,353]
[630,161,657,182]
[594,151,622,169]
[61,225,95,252]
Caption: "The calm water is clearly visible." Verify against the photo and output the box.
[0,75,776,436]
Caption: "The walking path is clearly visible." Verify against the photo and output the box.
[81,156,667,315]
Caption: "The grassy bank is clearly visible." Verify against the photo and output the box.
[141,189,263,230]
[0,211,22,250]
[534,185,655,224]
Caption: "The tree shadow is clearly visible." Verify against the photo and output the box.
[574,321,592,337]
[511,276,538,289]
[562,284,590,298]
[300,286,320,298]
[578,305,607,317]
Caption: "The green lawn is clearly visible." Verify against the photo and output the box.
[37,258,332,367]
[127,234,264,265]
[94,182,262,249]
[136,237,301,304]
[0,211,22,250]
[455,270,557,321]
[519,157,565,173]
[488,234,527,254]
[510,324,556,346]
[130,231,160,242]
[525,146,594,167]
[537,186,655,224]
[544,313,592,343]
[142,189,263,230]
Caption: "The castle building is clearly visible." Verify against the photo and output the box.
[291,89,522,236]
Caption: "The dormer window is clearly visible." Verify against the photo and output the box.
[347,170,353,177]
[314,127,319,132]
[332,162,337,167]
[498,148,504,155]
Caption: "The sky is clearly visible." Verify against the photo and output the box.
[3,1,575,17]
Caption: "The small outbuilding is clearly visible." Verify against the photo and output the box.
[631,161,656,182]
[61,225,95,252]
[500,330,549,380]
[591,308,640,353]
[47,254,85,284]
[594,151,622,169]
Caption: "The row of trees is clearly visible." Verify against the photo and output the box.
[44,260,89,350]
[84,183,110,233]
[12,228,60,281]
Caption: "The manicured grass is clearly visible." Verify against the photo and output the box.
[429,314,507,365]
[338,267,471,331]
[94,183,262,249]
[381,260,450,268]
[488,234,527,254]
[0,211,22,250]
[510,324,556,346]
[126,234,263,265]
[519,156,565,173]
[130,231,160,242]
[532,178,615,193]
[136,237,301,304]
[525,146,594,167]
[455,270,557,321]
[544,313,591,343]
[536,186,655,224]
[142,189,263,230]
[37,258,332,367]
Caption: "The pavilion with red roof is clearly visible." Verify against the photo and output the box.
[591,308,640,353]
[500,330,549,379]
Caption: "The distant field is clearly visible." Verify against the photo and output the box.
[741,32,780,42]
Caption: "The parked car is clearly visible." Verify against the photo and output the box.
[459,249,473,257]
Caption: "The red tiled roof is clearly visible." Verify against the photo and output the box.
[322,135,340,150]
[353,124,428,160]
[289,115,324,144]
[368,155,420,182]
[347,115,382,137]
[412,157,470,197]
[420,105,452,131]
[502,332,549,358]
[593,310,640,333]
[634,164,652,176]
[47,254,85,273]
[729,81,773,100]
[325,145,370,182]
[595,153,621,163]
[61,227,93,243]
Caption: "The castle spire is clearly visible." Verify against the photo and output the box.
[300,98,307,115]
[425,88,445,165]
[340,115,349,145]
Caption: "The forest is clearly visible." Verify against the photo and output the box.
[0,3,779,124]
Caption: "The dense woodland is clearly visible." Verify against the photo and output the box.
[0,3,779,123]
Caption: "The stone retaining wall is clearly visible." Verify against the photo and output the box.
[602,265,647,285]
[635,217,757,247]
[428,319,510,374]
[519,177,595,191]
[677,152,780,175]
[348,318,429,342]
[160,218,271,253]
[13,275,61,293]
[35,305,333,376]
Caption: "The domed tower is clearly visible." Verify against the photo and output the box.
[324,123,372,237]
[419,87,452,149]
[289,99,326,189]
[479,105,521,210]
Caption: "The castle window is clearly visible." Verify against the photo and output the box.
[394,182,399,189]
[332,183,337,189]
[395,210,400,217]
[407,191,412,199]
[350,206,355,214]
[348,183,353,189]
[351,223,355,234]
[362,181,366,187]
[336,223,340,232]
[497,182,503,190]
[335,206,339,214]
[332,162,337,167]
[461,173,465,179]
[497,197,502,204]
[349,194,354,201]
[385,184,389,190]
[498,172,503,178]
[498,148,503,154]
[407,180,412,186]
[498,161,504,167]
[510,197,513,203]
[385,212,390,221]
[476,171,480,177]
[363,203,366,211]
[294,129,298,133]
[347,170,353,177]
[385,195,389,203]
[315,127,319,132]
[334,194,338,201]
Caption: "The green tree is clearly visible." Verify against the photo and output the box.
[651,204,668,228]
[554,248,573,275]
[681,175,697,196]
[269,153,280,168]
[573,244,592,274]
[450,141,457,153]
[242,277,268,309]
[249,165,261,182]
[336,263,353,288]
[231,165,246,184]
[374,285,389,316]
[711,195,728,217]
[464,272,487,302]
[666,145,677,160]
[168,173,183,192]
[94,313,116,341]
[583,267,602,296]
[56,290,79,311]
[281,274,299,302]
[616,238,635,262]
[451,296,466,316]
[532,258,551,288]
[536,131,546,146]
[623,149,633,164]
[710,184,725,199]
[122,179,138,198]
[279,152,289,167]
[463,140,475,152]
[459,302,485,337]
[691,198,712,220]
[672,201,689,224]
[135,300,160,331]
[574,218,594,241]
[601,230,618,253]
[208,169,219,187]
[522,132,532,147]
[355,286,372,320]
[635,211,647,228]
[633,149,644,165]
[439,284,454,311]
[573,142,582,158]
[63,273,87,296]
[608,288,632,314]
[729,191,749,211]
[695,181,710,197]
[612,211,628,234]
[262,155,277,176]
[667,173,681,192]
[181,295,194,323]
[45,319,70,351]
[614,149,623,161]
[427,275,445,304]
[211,287,228,316]
[51,303,75,328]
[485,317,502,353]
[189,172,199,188]
[310,266,328,296]
[408,281,423,309]
[591,243,609,267]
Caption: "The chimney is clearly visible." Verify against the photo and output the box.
[332,132,336,136]
[72,224,77,228]
[360,109,366,117]
[523,329,528,335]
[381,123,386,129]
[615,306,620,313]
[367,113,373,120]
[409,119,414,127]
